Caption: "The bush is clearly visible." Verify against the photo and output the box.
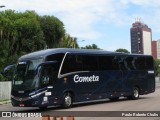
[0,74,5,81]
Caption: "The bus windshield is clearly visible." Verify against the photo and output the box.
[12,59,43,91]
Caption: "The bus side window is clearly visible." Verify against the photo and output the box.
[99,56,114,71]
[132,58,136,70]
[126,57,135,70]
[61,54,83,74]
[82,55,98,71]
[112,56,120,70]
[40,66,56,87]
[135,57,145,70]
[145,57,154,70]
[49,66,58,84]
[40,68,50,86]
[46,53,64,68]
[118,56,127,70]
[61,55,73,74]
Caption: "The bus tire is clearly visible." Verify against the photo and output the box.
[129,87,139,100]
[109,97,119,101]
[62,92,72,108]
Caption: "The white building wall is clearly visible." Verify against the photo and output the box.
[143,31,152,55]
[157,40,160,59]
[0,81,11,100]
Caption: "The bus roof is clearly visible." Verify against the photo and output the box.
[19,48,152,61]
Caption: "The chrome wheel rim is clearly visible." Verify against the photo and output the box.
[134,88,139,98]
[65,95,71,107]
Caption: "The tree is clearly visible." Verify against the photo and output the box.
[0,10,46,59]
[0,10,66,80]
[40,16,65,48]
[58,34,79,48]
[81,44,100,49]
[0,10,79,80]
[14,11,46,54]
[154,59,160,77]
[115,48,130,53]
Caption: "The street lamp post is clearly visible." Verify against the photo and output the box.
[78,40,85,42]
[77,40,85,49]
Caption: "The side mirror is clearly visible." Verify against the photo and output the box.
[2,64,16,76]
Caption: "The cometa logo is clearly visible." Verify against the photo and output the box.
[74,75,99,83]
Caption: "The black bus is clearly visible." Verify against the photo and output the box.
[10,48,155,108]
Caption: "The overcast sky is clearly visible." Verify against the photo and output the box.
[1,0,160,51]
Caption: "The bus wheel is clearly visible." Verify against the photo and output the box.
[62,93,72,108]
[109,97,119,101]
[129,87,139,100]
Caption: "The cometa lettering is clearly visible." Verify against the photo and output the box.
[74,75,99,83]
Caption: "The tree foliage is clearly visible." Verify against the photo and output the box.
[81,44,100,49]
[58,34,79,48]
[154,59,160,77]
[115,48,130,53]
[0,10,67,80]
[40,15,65,48]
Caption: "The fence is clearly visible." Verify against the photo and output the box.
[0,81,11,101]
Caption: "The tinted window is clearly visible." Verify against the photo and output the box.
[145,57,154,69]
[117,56,127,70]
[99,56,115,70]
[135,57,145,70]
[82,55,98,71]
[61,54,83,74]
[46,53,64,64]
[126,57,135,70]
[39,64,57,88]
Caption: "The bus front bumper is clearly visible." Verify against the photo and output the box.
[11,95,42,107]
[11,95,61,107]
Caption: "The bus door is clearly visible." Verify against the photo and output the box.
[36,61,59,105]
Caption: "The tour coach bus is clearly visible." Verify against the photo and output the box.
[10,48,155,108]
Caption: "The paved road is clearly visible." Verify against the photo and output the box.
[1,86,160,120]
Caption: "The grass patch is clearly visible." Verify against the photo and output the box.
[0,99,9,102]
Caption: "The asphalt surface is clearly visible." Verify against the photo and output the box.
[0,82,160,120]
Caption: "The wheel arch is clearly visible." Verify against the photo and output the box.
[133,85,140,92]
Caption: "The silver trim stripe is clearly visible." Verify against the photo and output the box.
[58,52,69,79]
[11,90,47,101]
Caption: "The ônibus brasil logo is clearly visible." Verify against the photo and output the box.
[74,75,99,83]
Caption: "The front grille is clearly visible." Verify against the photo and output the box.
[11,96,32,101]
